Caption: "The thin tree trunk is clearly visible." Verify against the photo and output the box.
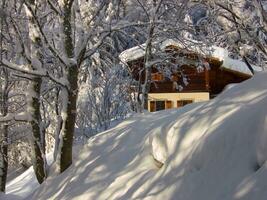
[53,88,63,162]
[0,89,8,192]
[25,1,47,183]
[242,56,254,75]
[0,123,8,192]
[30,77,46,183]
[141,24,154,111]
[0,0,8,192]
[59,68,78,172]
[59,0,79,172]
[141,0,162,111]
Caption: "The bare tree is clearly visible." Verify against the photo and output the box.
[203,0,267,72]
[122,0,202,111]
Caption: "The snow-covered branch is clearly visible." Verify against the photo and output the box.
[0,112,30,123]
[24,2,69,66]
[1,59,46,76]
[1,59,68,88]
[47,0,62,15]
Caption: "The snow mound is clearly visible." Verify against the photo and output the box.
[29,72,267,200]
[0,193,20,200]
[4,152,55,199]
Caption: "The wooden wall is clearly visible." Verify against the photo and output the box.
[127,51,250,98]
[209,66,249,96]
[149,66,207,93]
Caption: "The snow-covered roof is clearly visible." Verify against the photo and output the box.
[119,39,262,76]
[119,39,227,63]
[119,44,146,63]
[221,55,262,76]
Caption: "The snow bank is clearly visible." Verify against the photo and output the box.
[0,192,20,200]
[4,152,65,200]
[5,152,54,199]
[24,72,267,199]
[5,166,38,199]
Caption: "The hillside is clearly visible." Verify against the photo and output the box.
[10,72,267,199]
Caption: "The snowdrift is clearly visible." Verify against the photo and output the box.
[30,72,267,200]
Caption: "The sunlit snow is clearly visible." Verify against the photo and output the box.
[4,72,267,200]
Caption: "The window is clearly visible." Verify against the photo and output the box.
[165,101,172,109]
[150,100,173,112]
[151,73,164,81]
[177,100,193,108]
[150,101,156,112]
[171,74,178,81]
[156,101,165,111]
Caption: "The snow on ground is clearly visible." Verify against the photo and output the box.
[3,145,82,200]
[4,152,54,199]
[0,192,19,200]
[18,71,267,200]
[5,166,38,199]
[3,72,267,200]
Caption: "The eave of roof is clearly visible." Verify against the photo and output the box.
[119,39,262,76]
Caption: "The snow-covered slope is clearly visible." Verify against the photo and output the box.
[26,72,267,199]
[4,152,55,199]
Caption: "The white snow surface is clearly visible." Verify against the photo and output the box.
[18,72,267,200]
[5,166,38,199]
[119,39,262,76]
[4,152,54,200]
[4,72,267,199]
[222,56,262,76]
[119,43,147,63]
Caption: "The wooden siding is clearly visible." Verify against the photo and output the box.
[208,66,249,96]
[150,66,207,93]
[127,48,250,98]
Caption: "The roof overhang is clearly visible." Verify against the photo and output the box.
[119,39,262,76]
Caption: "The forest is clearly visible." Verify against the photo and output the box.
[1,0,267,199]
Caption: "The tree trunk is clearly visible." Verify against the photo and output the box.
[0,123,8,192]
[30,77,46,184]
[53,88,63,162]
[25,1,47,183]
[0,0,8,192]
[141,25,154,111]
[59,0,79,172]
[0,69,9,192]
[140,1,162,111]
[59,67,78,172]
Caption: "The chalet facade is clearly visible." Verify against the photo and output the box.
[120,40,260,112]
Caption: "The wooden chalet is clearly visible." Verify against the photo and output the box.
[120,40,260,112]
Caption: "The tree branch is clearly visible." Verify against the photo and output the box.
[24,2,69,66]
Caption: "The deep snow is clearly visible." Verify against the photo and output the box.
[2,152,55,200]
[4,72,267,200]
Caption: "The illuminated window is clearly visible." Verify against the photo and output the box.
[171,74,178,81]
[151,73,164,81]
